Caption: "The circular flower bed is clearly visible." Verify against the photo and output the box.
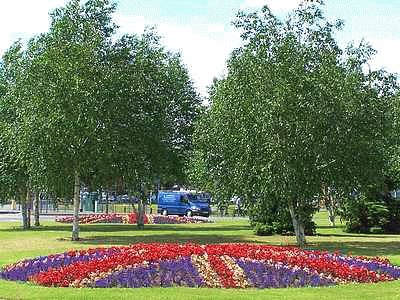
[55,213,212,224]
[55,213,127,224]
[150,215,213,224]
[1,243,399,288]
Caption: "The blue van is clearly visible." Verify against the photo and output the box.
[157,191,211,217]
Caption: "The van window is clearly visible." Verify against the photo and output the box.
[188,194,207,203]
[180,195,189,203]
[161,194,177,203]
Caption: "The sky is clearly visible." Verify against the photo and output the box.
[1,0,399,98]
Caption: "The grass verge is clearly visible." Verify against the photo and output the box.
[0,211,399,299]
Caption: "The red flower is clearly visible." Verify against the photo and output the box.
[26,243,397,287]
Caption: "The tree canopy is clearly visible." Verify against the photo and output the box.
[191,2,398,246]
[0,0,200,236]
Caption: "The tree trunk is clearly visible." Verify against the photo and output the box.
[105,190,109,214]
[27,188,33,228]
[21,189,29,230]
[72,170,80,241]
[322,185,336,227]
[288,201,306,247]
[137,198,145,229]
[137,185,147,230]
[128,190,136,213]
[34,192,40,226]
[26,187,32,229]
[327,203,336,227]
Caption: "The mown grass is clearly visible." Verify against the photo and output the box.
[0,211,399,299]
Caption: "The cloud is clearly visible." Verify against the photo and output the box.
[0,1,241,99]
[158,24,241,97]
[4,0,396,101]
[0,0,68,54]
[113,13,147,35]
[368,37,400,75]
[241,0,302,12]
[116,15,242,98]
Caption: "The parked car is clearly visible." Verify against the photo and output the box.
[156,191,211,217]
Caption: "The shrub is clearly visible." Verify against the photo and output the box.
[253,223,274,236]
[249,194,316,236]
[339,192,400,234]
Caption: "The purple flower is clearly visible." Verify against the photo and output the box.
[236,259,335,288]
[151,215,212,224]
[93,257,204,288]
[0,248,122,282]
[306,253,400,280]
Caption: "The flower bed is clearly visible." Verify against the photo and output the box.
[55,214,125,224]
[1,243,399,288]
[148,215,212,224]
[55,213,211,224]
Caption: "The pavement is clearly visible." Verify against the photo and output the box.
[0,208,249,222]
[0,213,58,222]
[0,214,248,222]
[0,210,20,214]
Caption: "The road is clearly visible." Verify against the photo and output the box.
[0,213,57,222]
[0,213,248,222]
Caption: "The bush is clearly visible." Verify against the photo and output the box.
[382,197,400,233]
[249,194,316,236]
[253,223,274,236]
[339,192,400,234]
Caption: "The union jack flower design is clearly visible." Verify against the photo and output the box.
[1,243,399,288]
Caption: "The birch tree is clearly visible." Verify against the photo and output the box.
[200,1,395,246]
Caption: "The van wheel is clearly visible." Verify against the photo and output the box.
[186,210,193,217]
[162,209,168,216]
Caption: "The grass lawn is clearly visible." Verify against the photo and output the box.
[0,211,400,299]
